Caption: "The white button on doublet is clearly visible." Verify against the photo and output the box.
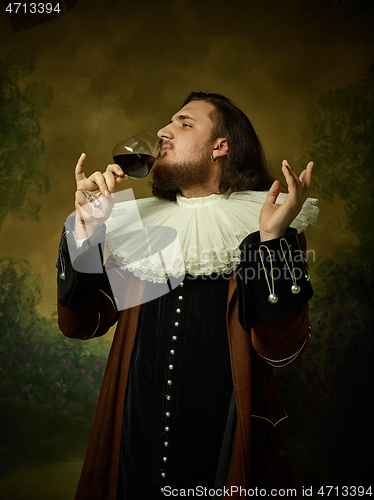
[159,284,188,488]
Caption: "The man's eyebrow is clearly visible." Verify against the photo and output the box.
[171,114,197,123]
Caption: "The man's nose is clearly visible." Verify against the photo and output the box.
[157,124,173,140]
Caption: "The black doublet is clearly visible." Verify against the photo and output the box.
[117,274,233,499]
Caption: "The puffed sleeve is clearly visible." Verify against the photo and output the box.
[56,216,118,340]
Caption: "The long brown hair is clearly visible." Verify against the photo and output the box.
[184,92,274,192]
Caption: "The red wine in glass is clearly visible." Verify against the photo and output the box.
[112,131,159,180]
[113,153,154,180]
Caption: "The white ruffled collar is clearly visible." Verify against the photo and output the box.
[176,192,228,207]
[104,190,318,283]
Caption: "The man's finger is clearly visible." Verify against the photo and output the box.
[107,163,124,177]
[75,153,87,183]
[305,161,314,181]
[103,170,118,193]
[264,180,282,205]
[281,159,299,188]
[105,163,128,185]
[299,161,314,192]
[88,171,111,196]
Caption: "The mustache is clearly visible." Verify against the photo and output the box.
[159,139,173,149]
[157,139,173,158]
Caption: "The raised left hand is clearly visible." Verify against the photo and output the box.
[259,160,314,241]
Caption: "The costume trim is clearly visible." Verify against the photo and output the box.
[83,313,101,340]
[99,289,117,314]
[257,334,310,367]
[252,413,288,428]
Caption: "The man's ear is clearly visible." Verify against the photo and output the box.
[213,138,228,158]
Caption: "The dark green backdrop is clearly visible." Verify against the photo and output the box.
[0,0,373,498]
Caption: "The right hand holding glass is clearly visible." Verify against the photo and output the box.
[74,153,128,239]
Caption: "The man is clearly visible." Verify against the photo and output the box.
[57,92,317,499]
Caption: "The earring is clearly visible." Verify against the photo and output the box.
[211,154,217,164]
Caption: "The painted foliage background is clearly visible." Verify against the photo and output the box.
[0,0,373,498]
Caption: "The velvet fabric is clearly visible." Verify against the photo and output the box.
[57,230,312,499]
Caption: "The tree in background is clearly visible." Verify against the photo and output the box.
[276,66,374,488]
[0,256,111,469]
[0,51,111,469]
[0,48,52,229]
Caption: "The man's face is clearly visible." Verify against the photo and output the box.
[151,100,217,194]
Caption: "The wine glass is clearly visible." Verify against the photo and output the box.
[75,131,159,219]
[112,131,159,180]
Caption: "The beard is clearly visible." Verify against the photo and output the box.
[151,145,213,201]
